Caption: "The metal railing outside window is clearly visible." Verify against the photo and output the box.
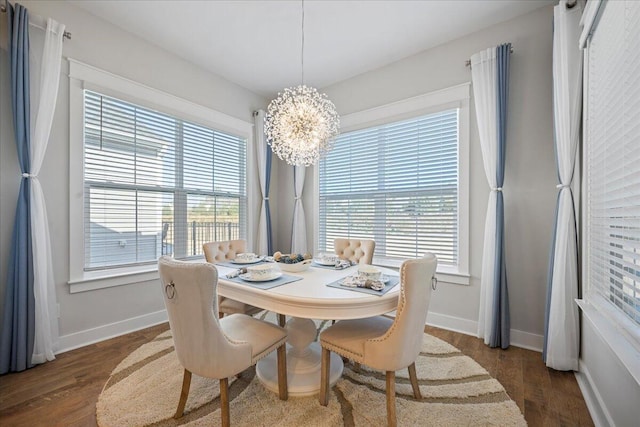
[83,90,247,270]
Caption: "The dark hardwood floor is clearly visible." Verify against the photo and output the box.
[0,324,168,427]
[0,323,593,426]
[424,326,594,426]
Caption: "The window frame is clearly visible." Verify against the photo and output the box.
[68,59,255,293]
[313,83,470,285]
[578,0,640,386]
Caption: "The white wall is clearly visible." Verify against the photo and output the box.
[0,0,268,349]
[577,319,640,427]
[273,5,557,348]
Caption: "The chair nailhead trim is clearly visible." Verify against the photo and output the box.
[367,266,406,344]
[320,341,363,362]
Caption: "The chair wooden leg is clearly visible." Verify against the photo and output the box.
[277,343,288,400]
[408,362,422,399]
[277,313,286,327]
[220,378,230,427]
[174,369,192,419]
[319,347,331,406]
[386,371,397,427]
[219,312,225,319]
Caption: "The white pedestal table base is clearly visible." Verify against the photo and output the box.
[256,317,343,397]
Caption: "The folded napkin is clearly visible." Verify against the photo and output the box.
[225,268,248,279]
[336,260,354,269]
[340,275,385,291]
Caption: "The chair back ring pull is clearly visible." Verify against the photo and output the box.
[165,281,176,299]
[431,276,438,291]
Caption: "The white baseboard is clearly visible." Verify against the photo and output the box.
[426,311,544,352]
[55,309,542,355]
[56,309,168,354]
[509,328,545,352]
[575,360,614,427]
[426,311,478,336]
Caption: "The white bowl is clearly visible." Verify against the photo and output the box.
[236,252,257,261]
[358,265,381,281]
[318,253,340,265]
[277,259,312,273]
[247,263,279,279]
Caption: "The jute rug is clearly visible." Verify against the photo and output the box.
[97,317,526,426]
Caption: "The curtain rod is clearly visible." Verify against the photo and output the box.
[1,1,72,40]
[465,0,578,68]
[465,45,513,68]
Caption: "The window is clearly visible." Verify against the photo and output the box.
[316,84,469,279]
[68,60,254,291]
[83,91,246,270]
[584,0,640,333]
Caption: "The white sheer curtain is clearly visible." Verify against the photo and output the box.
[254,110,272,255]
[472,48,499,345]
[291,166,307,253]
[544,0,582,371]
[29,17,64,364]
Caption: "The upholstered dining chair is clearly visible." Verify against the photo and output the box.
[158,256,288,426]
[202,240,263,318]
[318,253,437,427]
[334,238,376,265]
[331,238,377,326]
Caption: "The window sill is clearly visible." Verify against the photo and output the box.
[69,256,208,293]
[68,265,160,293]
[373,257,470,285]
[576,299,640,387]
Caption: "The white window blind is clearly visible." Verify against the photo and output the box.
[586,0,640,326]
[84,90,246,270]
[318,109,459,266]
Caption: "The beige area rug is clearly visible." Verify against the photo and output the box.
[97,317,526,426]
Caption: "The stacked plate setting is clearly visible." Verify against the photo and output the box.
[239,264,282,282]
[231,253,263,265]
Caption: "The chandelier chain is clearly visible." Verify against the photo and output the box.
[264,0,340,167]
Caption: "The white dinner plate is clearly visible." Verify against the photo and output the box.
[239,272,283,282]
[313,259,336,266]
[231,258,263,265]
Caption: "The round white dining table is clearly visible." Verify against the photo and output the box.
[216,263,400,397]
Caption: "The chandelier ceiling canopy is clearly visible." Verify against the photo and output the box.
[264,0,340,167]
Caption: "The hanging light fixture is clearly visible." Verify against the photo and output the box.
[264,0,340,167]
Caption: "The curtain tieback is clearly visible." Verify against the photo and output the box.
[491,187,503,192]
[556,184,570,189]
[294,196,302,200]
[22,173,35,179]
[263,197,269,200]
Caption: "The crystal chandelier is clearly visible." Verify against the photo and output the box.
[264,0,340,167]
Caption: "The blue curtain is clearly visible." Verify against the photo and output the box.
[264,146,273,255]
[1,2,34,374]
[490,43,511,349]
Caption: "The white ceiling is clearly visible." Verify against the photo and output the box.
[70,0,553,98]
